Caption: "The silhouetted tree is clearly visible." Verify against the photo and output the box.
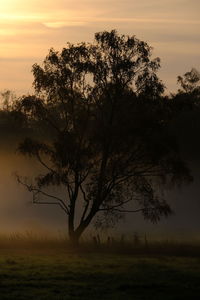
[0,90,16,111]
[0,90,26,138]
[177,68,200,95]
[170,68,200,112]
[16,30,191,245]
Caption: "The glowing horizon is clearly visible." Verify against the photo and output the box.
[0,0,199,94]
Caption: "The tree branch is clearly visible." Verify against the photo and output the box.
[17,175,69,215]
[110,208,144,213]
[80,184,90,223]
[36,152,55,174]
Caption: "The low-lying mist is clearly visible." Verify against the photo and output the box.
[0,108,200,242]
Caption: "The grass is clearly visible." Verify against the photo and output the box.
[0,234,200,299]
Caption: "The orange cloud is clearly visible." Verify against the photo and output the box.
[0,0,199,93]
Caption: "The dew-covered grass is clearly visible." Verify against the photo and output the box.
[0,236,200,300]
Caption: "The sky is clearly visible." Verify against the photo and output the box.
[0,0,199,94]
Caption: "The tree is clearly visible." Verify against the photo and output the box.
[0,90,15,111]
[177,67,200,95]
[0,90,26,138]
[170,68,200,112]
[16,30,191,245]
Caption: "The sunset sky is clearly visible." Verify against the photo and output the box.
[0,0,199,94]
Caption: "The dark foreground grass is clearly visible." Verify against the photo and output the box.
[0,245,200,300]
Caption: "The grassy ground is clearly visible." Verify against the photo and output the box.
[0,240,200,300]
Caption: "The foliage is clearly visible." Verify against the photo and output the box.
[0,90,16,111]
[177,68,200,95]
[16,30,191,243]
[174,68,200,110]
[0,90,27,138]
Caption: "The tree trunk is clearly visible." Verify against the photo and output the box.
[68,219,91,247]
[68,214,80,247]
[68,231,80,247]
[68,204,98,246]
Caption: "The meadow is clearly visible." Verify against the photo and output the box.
[0,234,200,299]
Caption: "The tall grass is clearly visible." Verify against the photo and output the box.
[0,231,200,256]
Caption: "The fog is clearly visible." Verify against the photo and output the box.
[0,121,200,242]
[0,143,68,235]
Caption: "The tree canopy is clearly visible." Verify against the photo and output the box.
[177,68,200,96]
[15,30,191,244]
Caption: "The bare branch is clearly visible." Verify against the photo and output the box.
[80,184,90,223]
[111,208,144,213]
[36,152,55,174]
[32,199,68,214]
[17,175,69,215]
[80,184,87,202]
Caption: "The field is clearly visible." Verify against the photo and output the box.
[0,237,200,299]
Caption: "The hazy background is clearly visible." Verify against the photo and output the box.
[0,0,200,240]
[0,112,200,241]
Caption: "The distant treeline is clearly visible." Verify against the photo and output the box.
[0,67,199,157]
